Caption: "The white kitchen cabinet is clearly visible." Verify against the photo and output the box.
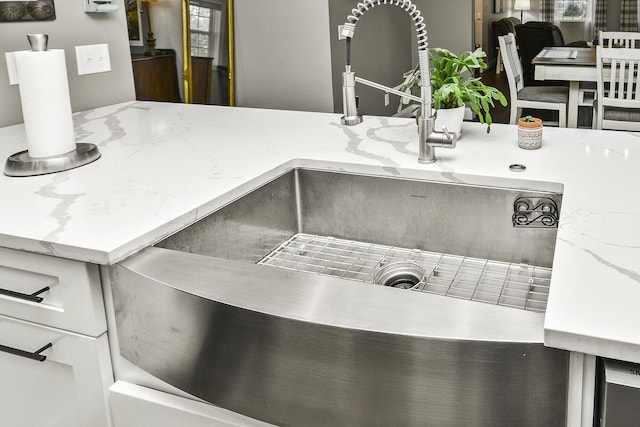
[0,247,113,427]
[0,246,106,336]
[109,381,272,427]
[0,314,113,427]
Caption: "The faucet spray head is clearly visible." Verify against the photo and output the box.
[341,68,362,126]
[340,34,361,126]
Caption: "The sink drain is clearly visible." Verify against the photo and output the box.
[373,261,426,290]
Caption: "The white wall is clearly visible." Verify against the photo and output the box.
[413,0,475,55]
[0,1,135,127]
[149,2,183,55]
[146,1,184,98]
[234,0,335,113]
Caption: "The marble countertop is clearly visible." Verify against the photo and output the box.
[1,101,639,363]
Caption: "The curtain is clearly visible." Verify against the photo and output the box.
[539,0,555,21]
[594,0,608,40]
[619,0,639,31]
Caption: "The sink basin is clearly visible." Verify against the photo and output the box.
[158,167,561,312]
[109,165,568,427]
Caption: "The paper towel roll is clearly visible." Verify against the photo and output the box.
[14,49,76,158]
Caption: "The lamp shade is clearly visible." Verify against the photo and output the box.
[513,0,531,10]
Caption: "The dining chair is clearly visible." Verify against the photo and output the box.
[593,46,640,131]
[582,32,640,111]
[594,32,640,109]
[498,33,568,127]
[598,31,640,48]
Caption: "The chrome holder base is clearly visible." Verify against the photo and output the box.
[4,143,101,177]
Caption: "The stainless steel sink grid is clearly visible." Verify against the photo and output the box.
[259,233,551,312]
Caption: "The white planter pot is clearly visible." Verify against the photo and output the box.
[517,123,543,150]
[434,105,465,135]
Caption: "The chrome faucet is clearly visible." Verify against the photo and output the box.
[339,0,457,164]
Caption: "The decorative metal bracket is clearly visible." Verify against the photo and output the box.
[512,197,559,228]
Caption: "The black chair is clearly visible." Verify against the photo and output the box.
[492,17,521,41]
[515,21,588,86]
[491,17,521,73]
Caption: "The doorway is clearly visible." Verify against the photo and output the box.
[474,0,484,50]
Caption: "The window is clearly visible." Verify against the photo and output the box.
[189,0,223,62]
[555,0,592,22]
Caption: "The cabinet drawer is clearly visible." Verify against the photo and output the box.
[0,314,113,427]
[0,247,106,336]
[109,381,272,427]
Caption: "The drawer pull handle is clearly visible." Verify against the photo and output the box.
[0,286,49,303]
[0,342,52,362]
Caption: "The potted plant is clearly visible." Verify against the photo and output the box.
[517,115,543,149]
[395,47,507,134]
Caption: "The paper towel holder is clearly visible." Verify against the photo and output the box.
[4,143,101,177]
[4,33,102,177]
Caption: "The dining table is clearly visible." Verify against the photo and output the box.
[532,46,597,128]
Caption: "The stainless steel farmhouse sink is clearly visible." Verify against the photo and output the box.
[109,166,569,426]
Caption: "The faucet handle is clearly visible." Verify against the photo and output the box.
[434,124,457,148]
[425,125,458,149]
[440,125,452,140]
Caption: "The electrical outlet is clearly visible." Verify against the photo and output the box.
[75,44,111,75]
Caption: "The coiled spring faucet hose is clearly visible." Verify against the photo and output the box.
[340,0,432,117]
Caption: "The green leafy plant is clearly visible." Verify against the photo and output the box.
[522,115,536,122]
[395,47,508,133]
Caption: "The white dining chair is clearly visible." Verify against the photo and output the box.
[599,31,640,48]
[585,32,640,110]
[498,33,567,127]
[593,46,640,131]
[588,32,640,112]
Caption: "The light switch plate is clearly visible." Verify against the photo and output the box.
[84,0,119,12]
[75,44,111,75]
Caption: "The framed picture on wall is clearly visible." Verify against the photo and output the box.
[0,0,56,23]
[127,0,144,46]
[494,0,505,13]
